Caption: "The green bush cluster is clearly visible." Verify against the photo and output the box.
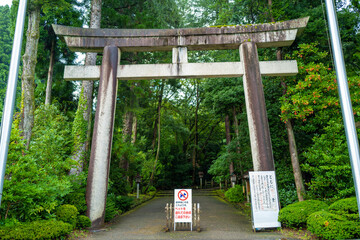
[224,185,244,203]
[278,200,328,227]
[63,191,87,215]
[147,186,157,195]
[307,211,360,239]
[56,204,78,226]
[116,195,134,212]
[76,215,91,229]
[278,197,360,239]
[105,194,136,222]
[328,197,359,221]
[105,194,121,222]
[0,220,73,240]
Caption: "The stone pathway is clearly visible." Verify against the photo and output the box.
[84,195,288,240]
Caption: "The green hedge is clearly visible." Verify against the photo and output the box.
[225,185,244,203]
[0,220,72,240]
[328,197,359,221]
[307,211,360,239]
[76,215,91,229]
[56,204,78,226]
[278,200,328,227]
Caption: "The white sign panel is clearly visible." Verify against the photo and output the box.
[174,189,192,224]
[249,171,281,230]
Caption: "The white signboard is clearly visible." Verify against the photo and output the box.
[249,171,281,230]
[174,189,192,230]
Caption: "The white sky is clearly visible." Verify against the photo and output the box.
[0,0,12,7]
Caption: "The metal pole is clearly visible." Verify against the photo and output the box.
[325,0,360,218]
[0,0,28,206]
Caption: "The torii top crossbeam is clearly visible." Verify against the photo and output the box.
[53,17,309,52]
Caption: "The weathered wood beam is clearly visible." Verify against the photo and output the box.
[53,17,309,52]
[53,17,308,38]
[64,61,298,81]
[61,30,297,52]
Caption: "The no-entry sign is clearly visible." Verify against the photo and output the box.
[174,189,192,229]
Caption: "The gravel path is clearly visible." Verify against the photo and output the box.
[84,195,287,239]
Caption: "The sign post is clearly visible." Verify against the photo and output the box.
[249,171,281,231]
[174,189,192,231]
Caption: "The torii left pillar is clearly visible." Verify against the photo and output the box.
[86,45,119,228]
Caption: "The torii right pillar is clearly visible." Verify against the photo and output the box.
[240,42,275,171]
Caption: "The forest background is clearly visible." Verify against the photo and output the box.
[1,0,360,227]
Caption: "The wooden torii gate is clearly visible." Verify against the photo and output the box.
[53,17,309,228]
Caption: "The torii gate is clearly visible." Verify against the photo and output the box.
[53,17,309,228]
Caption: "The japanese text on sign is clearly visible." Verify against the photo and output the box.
[174,189,192,223]
[250,172,278,212]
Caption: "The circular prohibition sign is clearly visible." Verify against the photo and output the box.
[178,190,189,201]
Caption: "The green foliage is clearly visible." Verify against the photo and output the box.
[0,220,73,240]
[0,5,15,116]
[307,211,360,240]
[72,87,89,154]
[280,43,337,124]
[116,195,134,213]
[224,185,244,203]
[30,105,74,175]
[328,197,359,221]
[56,204,78,227]
[105,194,121,222]
[278,200,328,227]
[2,119,72,221]
[147,185,156,193]
[76,215,91,229]
[302,121,356,200]
[63,190,87,215]
[278,187,298,208]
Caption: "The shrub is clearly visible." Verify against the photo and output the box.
[105,194,121,222]
[147,186,156,195]
[76,215,91,229]
[56,204,78,227]
[0,220,73,240]
[224,185,244,203]
[278,200,328,227]
[307,211,360,239]
[278,187,298,207]
[116,195,134,212]
[63,191,87,215]
[328,197,359,221]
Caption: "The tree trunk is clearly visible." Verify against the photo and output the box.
[192,80,199,184]
[268,0,274,22]
[45,39,55,105]
[277,48,305,201]
[69,0,102,175]
[20,5,41,148]
[120,83,137,170]
[285,120,305,201]
[120,110,134,170]
[132,115,137,144]
[150,113,161,184]
[152,80,165,150]
[225,115,233,175]
[232,106,242,175]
